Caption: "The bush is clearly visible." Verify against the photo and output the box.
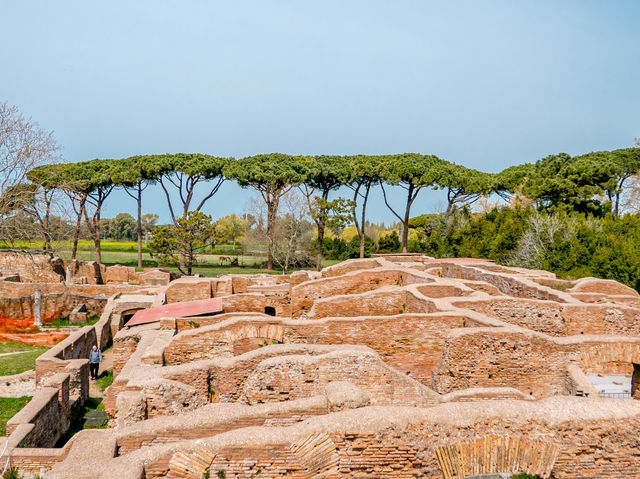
[347,234,375,258]
[408,206,640,292]
[322,234,375,259]
[378,230,401,253]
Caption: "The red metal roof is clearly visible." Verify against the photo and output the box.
[126,298,223,327]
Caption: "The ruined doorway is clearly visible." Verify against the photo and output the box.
[264,306,276,316]
[632,363,640,399]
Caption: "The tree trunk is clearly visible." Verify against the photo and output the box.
[94,228,101,265]
[315,189,329,271]
[71,195,87,260]
[401,184,414,254]
[42,198,52,256]
[359,184,370,259]
[84,202,102,265]
[316,218,325,271]
[71,211,82,260]
[444,189,455,222]
[266,194,278,271]
[136,184,143,269]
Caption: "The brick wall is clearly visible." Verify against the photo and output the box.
[307,288,433,319]
[431,329,576,397]
[163,313,480,384]
[6,374,71,448]
[157,407,640,479]
[290,268,430,317]
[237,350,436,407]
[454,298,640,337]
[115,399,328,455]
[440,263,567,302]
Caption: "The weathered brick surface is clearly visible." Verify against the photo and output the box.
[149,399,640,479]
[138,268,172,286]
[115,398,328,455]
[237,349,437,406]
[290,268,429,317]
[104,264,138,284]
[165,277,213,303]
[14,257,640,479]
[455,297,640,336]
[163,313,481,384]
[308,287,434,319]
[440,262,569,302]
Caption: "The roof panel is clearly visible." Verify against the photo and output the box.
[126,297,223,327]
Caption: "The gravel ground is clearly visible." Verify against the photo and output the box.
[0,369,36,398]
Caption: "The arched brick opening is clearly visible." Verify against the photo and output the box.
[580,343,640,376]
[580,343,640,399]
[632,363,640,399]
[225,323,285,356]
[122,308,143,327]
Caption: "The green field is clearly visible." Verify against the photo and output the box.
[0,397,31,435]
[0,345,48,376]
[47,316,100,329]
[96,370,113,392]
[0,343,46,354]
[0,240,339,276]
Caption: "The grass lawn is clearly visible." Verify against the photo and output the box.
[0,346,48,376]
[0,343,46,354]
[55,397,106,446]
[0,396,31,435]
[47,316,100,329]
[0,240,341,277]
[96,370,113,392]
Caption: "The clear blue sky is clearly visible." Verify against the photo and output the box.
[1,0,639,224]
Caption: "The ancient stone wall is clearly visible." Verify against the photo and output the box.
[290,268,431,317]
[454,298,640,337]
[15,257,640,479]
[440,262,568,302]
[142,399,640,479]
[115,398,329,456]
[236,349,437,407]
[6,374,71,448]
[162,313,484,384]
[432,329,575,397]
[307,287,434,319]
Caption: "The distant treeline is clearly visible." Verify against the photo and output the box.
[4,148,639,273]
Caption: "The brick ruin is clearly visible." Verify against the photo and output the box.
[2,256,640,477]
[0,252,173,344]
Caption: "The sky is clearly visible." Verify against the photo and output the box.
[1,0,639,224]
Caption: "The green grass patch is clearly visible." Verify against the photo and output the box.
[96,370,113,392]
[0,396,31,435]
[46,316,100,329]
[55,397,106,446]
[0,349,46,376]
[0,347,48,376]
[0,343,48,378]
[0,240,341,277]
[0,342,45,354]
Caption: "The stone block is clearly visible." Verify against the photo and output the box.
[138,269,172,286]
[165,277,213,303]
[104,265,138,284]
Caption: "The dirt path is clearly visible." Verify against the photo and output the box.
[0,350,33,358]
[89,348,113,398]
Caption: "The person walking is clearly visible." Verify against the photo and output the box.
[89,345,102,380]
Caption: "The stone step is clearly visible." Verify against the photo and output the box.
[83,411,108,429]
